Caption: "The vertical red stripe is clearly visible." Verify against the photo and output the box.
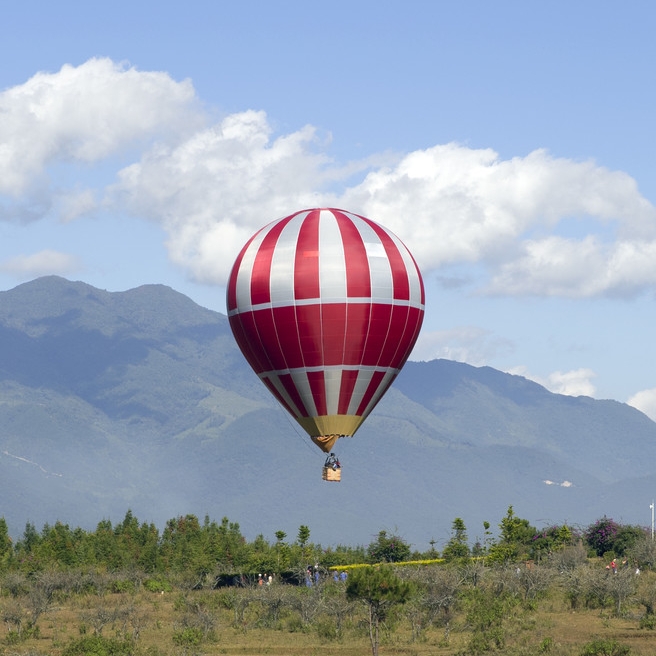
[355,370,387,415]
[294,210,321,300]
[271,305,304,369]
[361,303,392,367]
[362,218,410,301]
[322,302,347,366]
[229,312,273,374]
[379,305,409,366]
[389,306,424,368]
[296,304,323,367]
[261,376,299,419]
[362,372,399,417]
[338,369,360,414]
[251,308,286,370]
[250,218,293,306]
[307,371,327,416]
[279,373,309,417]
[343,303,370,366]
[334,210,371,298]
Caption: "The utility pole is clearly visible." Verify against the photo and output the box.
[651,501,654,541]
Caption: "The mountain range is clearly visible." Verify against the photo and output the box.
[1,276,655,551]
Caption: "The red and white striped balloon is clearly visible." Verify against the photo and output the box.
[226,208,424,452]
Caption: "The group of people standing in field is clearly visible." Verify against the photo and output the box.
[257,573,273,586]
[606,558,641,575]
[305,564,348,587]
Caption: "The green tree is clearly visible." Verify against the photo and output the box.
[160,514,207,576]
[367,530,411,563]
[214,516,248,570]
[297,525,310,547]
[38,522,85,568]
[0,517,12,569]
[487,506,536,564]
[14,522,41,573]
[274,530,290,571]
[612,524,647,557]
[248,533,277,574]
[346,565,413,656]
[464,584,518,653]
[442,517,470,562]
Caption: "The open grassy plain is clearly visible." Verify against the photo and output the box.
[1,563,656,656]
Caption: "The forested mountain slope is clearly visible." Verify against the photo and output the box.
[1,276,654,549]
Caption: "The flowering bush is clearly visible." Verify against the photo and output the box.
[584,517,620,556]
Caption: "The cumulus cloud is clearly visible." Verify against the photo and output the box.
[487,235,656,297]
[627,389,656,422]
[509,366,597,397]
[116,130,656,295]
[109,110,344,283]
[341,145,656,297]
[2,57,656,299]
[0,57,201,214]
[0,250,81,278]
[116,123,656,296]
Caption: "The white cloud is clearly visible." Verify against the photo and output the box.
[117,132,656,294]
[0,57,201,210]
[487,235,656,297]
[341,145,656,297]
[118,130,656,295]
[110,110,351,283]
[0,250,81,278]
[627,389,656,422]
[2,58,656,299]
[508,366,597,397]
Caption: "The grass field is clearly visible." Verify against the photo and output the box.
[1,566,656,655]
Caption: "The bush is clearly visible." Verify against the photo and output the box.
[172,626,203,646]
[315,617,339,641]
[366,531,411,563]
[110,579,135,593]
[61,635,134,656]
[143,578,172,593]
[579,638,631,656]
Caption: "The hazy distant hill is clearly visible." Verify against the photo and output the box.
[1,276,654,550]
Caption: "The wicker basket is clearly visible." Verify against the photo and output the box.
[322,466,341,482]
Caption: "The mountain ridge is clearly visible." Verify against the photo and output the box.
[1,276,654,550]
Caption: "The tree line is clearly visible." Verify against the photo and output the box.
[0,506,652,577]
[1,507,656,655]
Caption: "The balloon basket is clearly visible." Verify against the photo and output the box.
[322,466,341,482]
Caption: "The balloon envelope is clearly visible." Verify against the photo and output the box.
[226,208,424,452]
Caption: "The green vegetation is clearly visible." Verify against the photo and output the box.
[346,565,412,656]
[0,506,653,655]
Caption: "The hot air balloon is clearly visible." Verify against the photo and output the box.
[226,208,424,480]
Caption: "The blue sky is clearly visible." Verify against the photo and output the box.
[2,1,656,417]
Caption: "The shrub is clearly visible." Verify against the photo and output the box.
[579,639,631,655]
[143,578,172,593]
[585,518,621,557]
[315,617,339,641]
[61,635,134,656]
[366,531,411,563]
[110,579,135,594]
[172,626,203,646]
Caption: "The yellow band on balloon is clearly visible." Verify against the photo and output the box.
[297,415,363,447]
